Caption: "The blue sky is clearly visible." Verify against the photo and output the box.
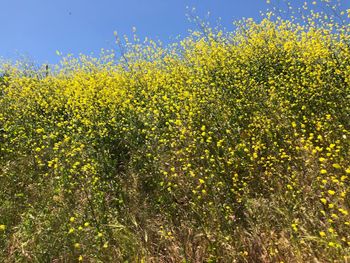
[1,1,349,65]
[0,0,269,64]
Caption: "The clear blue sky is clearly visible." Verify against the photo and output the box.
[1,0,349,65]
[0,0,269,64]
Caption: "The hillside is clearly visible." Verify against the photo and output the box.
[1,3,350,262]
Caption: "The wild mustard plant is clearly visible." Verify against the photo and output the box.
[0,0,350,261]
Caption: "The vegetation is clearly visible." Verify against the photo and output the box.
[1,1,350,262]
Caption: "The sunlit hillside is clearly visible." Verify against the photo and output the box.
[1,1,350,262]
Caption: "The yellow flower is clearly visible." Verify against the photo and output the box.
[339,209,348,216]
[328,242,336,247]
[319,231,326,237]
[328,190,335,196]
[332,163,341,169]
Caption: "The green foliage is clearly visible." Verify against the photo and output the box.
[1,1,350,262]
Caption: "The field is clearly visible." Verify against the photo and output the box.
[1,2,350,262]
